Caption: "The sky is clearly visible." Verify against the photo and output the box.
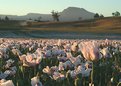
[0,0,121,16]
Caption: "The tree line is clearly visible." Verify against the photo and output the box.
[52,10,121,21]
[94,11,120,19]
[0,16,9,21]
[0,11,120,22]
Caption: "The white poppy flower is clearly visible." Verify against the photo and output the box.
[111,77,114,82]
[0,72,8,79]
[4,68,16,76]
[100,48,112,58]
[19,51,42,67]
[58,62,65,71]
[89,83,94,86]
[45,50,52,57]
[69,70,77,78]
[5,59,14,68]
[43,66,51,75]
[0,79,14,86]
[31,76,42,86]
[57,56,67,62]
[53,72,65,80]
[51,66,58,72]
[64,60,73,69]
[57,39,62,46]
[67,52,82,66]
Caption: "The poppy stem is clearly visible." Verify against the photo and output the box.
[117,82,121,86]
[91,62,94,86]
[0,58,2,71]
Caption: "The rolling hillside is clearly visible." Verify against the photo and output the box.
[25,17,121,33]
[0,17,121,39]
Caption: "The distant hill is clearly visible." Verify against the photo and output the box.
[0,7,95,21]
[60,7,94,21]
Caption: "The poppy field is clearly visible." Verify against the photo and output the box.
[0,38,121,86]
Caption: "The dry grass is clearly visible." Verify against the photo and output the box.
[25,17,121,34]
[1,17,121,34]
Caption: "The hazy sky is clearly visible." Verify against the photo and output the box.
[0,0,120,16]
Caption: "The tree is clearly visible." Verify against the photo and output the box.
[94,13,100,19]
[115,11,120,16]
[112,11,120,17]
[29,18,32,20]
[78,17,82,21]
[38,16,41,22]
[100,14,104,18]
[5,16,9,21]
[112,13,115,16]
[51,10,60,22]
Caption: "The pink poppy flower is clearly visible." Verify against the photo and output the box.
[80,41,101,61]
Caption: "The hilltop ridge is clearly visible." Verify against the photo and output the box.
[0,7,94,21]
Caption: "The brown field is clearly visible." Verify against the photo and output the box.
[0,17,121,39]
[0,17,121,34]
[23,17,121,34]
